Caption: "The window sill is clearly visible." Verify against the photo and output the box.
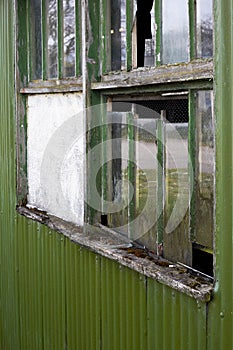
[20,77,83,94]
[17,206,213,303]
[92,59,213,91]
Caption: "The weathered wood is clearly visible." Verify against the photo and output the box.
[20,78,83,94]
[92,59,213,90]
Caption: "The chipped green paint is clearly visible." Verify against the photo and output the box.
[189,0,196,60]
[189,90,196,242]
[75,0,82,76]
[86,0,100,81]
[155,0,162,65]
[156,112,165,246]
[126,0,132,71]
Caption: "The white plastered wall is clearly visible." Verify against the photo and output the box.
[27,93,84,226]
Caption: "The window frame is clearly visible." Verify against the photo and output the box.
[97,87,214,273]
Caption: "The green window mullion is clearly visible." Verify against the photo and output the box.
[188,90,196,242]
[27,0,32,81]
[126,0,132,71]
[189,0,196,60]
[99,0,108,74]
[100,100,108,210]
[57,0,63,79]
[42,0,47,80]
[127,112,135,239]
[75,0,81,76]
[156,111,165,252]
[155,0,162,66]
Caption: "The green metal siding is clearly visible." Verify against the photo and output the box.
[147,280,207,350]
[0,1,19,349]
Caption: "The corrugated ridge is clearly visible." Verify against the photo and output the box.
[0,1,19,349]
[147,279,206,350]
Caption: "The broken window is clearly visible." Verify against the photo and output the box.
[101,91,214,276]
[135,0,155,67]
[109,0,213,70]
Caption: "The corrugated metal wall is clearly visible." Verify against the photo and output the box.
[1,0,233,349]
[11,218,208,350]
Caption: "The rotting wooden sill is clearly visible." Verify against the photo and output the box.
[17,206,213,303]
[19,60,213,95]
[92,59,213,90]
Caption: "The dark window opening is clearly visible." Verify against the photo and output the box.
[101,214,108,226]
[136,0,154,67]
[112,98,189,123]
[192,244,213,277]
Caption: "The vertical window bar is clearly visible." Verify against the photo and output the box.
[42,0,47,79]
[100,0,108,74]
[189,90,196,242]
[27,0,31,81]
[28,0,33,80]
[156,110,166,254]
[125,0,132,71]
[75,0,81,76]
[189,0,196,60]
[100,100,108,212]
[127,112,135,240]
[57,0,63,79]
[155,0,161,65]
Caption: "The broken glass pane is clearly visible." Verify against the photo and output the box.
[132,0,155,67]
[196,0,213,58]
[162,0,189,64]
[63,0,75,77]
